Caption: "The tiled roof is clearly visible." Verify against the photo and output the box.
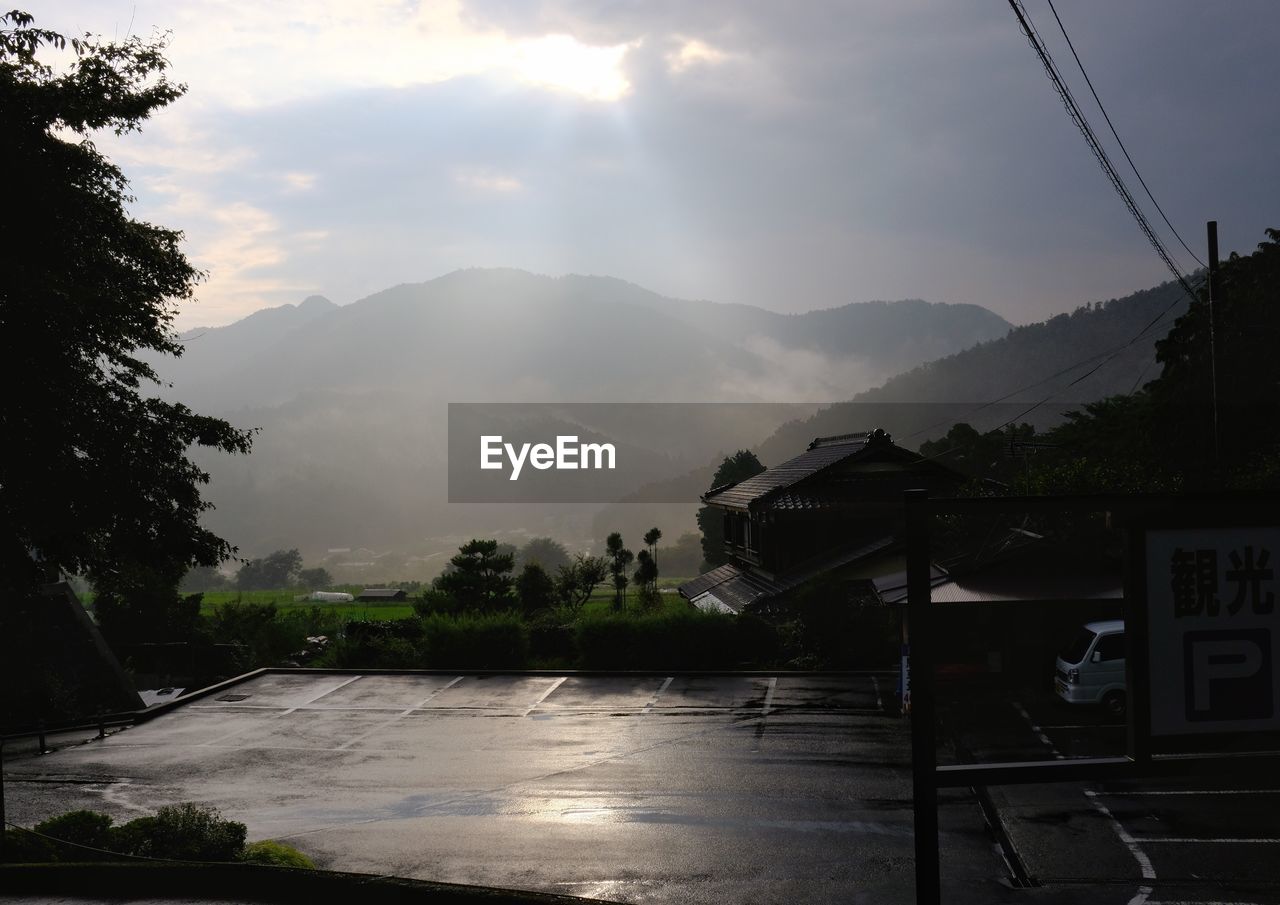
[678,564,779,613]
[678,536,898,613]
[703,432,878,511]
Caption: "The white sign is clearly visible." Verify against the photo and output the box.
[1147,527,1280,736]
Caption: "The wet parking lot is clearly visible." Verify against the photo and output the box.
[4,670,1004,905]
[11,670,1279,904]
[943,678,1280,905]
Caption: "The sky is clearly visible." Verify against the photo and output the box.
[27,0,1280,328]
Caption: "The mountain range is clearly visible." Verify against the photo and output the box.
[151,268,1183,576]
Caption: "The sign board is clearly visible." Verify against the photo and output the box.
[1147,527,1280,736]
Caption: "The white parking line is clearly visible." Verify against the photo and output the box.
[523,677,568,717]
[1012,702,1065,759]
[1143,838,1280,844]
[640,677,673,716]
[1095,789,1280,797]
[1083,789,1155,905]
[196,675,364,747]
[336,676,465,749]
[762,677,777,716]
[302,675,365,704]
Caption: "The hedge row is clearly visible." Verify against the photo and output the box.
[315,609,778,670]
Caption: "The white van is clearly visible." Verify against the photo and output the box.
[1054,619,1126,716]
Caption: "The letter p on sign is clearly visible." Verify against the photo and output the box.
[1183,629,1273,722]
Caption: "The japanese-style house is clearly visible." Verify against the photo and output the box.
[678,429,965,614]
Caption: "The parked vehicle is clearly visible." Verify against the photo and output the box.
[1054,619,1126,716]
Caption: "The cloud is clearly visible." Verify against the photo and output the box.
[718,335,889,403]
[42,0,637,108]
[282,171,317,192]
[666,38,729,73]
[455,168,524,193]
[33,0,1280,330]
[509,33,633,100]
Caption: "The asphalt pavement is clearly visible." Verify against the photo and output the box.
[941,676,1280,905]
[3,671,1011,905]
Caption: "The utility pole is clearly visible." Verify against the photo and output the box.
[1207,221,1221,472]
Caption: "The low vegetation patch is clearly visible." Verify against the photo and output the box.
[3,804,310,868]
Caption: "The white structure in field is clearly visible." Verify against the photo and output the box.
[309,591,354,603]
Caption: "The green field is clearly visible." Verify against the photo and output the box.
[196,590,414,621]
[193,578,695,622]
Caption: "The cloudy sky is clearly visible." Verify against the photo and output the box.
[30,0,1280,328]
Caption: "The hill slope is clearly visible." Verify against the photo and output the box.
[158,269,1009,564]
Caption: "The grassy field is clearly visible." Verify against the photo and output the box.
[193,578,695,622]
[196,591,414,621]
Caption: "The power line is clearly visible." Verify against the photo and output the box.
[1042,0,1204,269]
[903,274,1199,444]
[912,273,1203,462]
[1007,0,1200,302]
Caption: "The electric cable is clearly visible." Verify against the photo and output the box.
[1043,0,1205,268]
[911,272,1203,462]
[1008,0,1200,301]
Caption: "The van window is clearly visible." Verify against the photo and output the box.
[1095,632,1125,662]
[1061,628,1096,665]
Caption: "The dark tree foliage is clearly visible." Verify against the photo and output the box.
[918,422,1037,488]
[1032,227,1280,492]
[1146,228,1280,485]
[235,549,303,590]
[697,450,765,568]
[553,553,609,614]
[605,532,633,610]
[432,539,515,611]
[642,526,661,579]
[0,13,253,604]
[517,536,571,573]
[633,549,658,593]
[918,227,1280,496]
[180,564,229,593]
[515,561,556,615]
[296,566,332,589]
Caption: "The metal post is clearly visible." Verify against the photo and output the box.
[37,719,47,756]
[1207,221,1221,474]
[907,489,941,905]
[1,737,6,860]
[1124,524,1152,766]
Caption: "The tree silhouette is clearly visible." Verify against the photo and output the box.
[0,12,253,609]
[433,539,515,612]
[697,451,765,568]
[605,532,633,610]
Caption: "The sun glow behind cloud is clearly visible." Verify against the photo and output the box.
[510,34,633,101]
[130,0,636,108]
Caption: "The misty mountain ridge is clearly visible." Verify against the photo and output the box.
[152,268,1020,565]
[167,268,1012,411]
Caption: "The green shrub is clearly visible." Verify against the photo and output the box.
[2,827,57,862]
[315,618,424,668]
[528,609,575,665]
[575,609,742,669]
[420,611,529,668]
[240,839,316,868]
[120,803,246,861]
[32,809,114,855]
[108,816,159,857]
